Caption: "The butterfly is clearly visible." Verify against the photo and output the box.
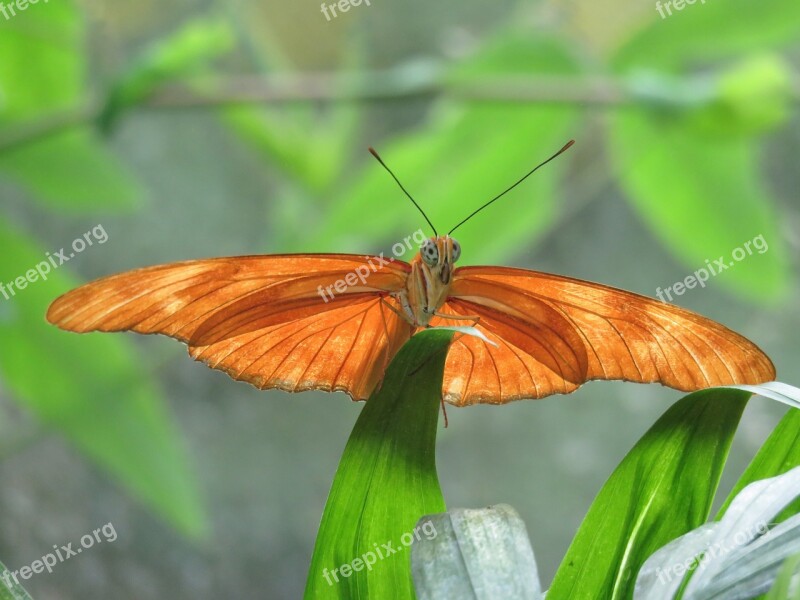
[47,141,775,406]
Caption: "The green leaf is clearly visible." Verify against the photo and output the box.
[0,0,142,212]
[717,406,800,522]
[0,0,82,120]
[613,0,800,72]
[308,34,581,264]
[548,388,749,600]
[222,60,361,193]
[98,17,235,130]
[223,106,322,190]
[220,20,366,193]
[609,109,790,303]
[0,222,207,539]
[304,329,454,599]
[0,128,142,211]
[0,558,34,600]
[622,55,794,137]
[692,55,794,136]
[766,553,800,600]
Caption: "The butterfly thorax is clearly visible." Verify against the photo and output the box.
[391,236,460,327]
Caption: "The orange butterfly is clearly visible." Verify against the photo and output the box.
[47,141,775,406]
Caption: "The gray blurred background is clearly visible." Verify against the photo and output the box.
[0,0,798,598]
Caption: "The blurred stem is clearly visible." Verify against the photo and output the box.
[0,72,624,153]
[146,73,628,106]
[2,68,798,153]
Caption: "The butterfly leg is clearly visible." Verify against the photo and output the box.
[380,296,416,326]
[431,311,482,328]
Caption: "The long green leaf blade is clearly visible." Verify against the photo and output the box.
[548,388,749,600]
[717,385,800,520]
[304,329,454,599]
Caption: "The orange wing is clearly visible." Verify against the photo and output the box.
[435,266,776,406]
[47,254,413,400]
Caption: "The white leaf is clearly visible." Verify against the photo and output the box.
[634,466,800,600]
[412,504,542,600]
[634,523,718,599]
[435,326,499,347]
[725,382,800,410]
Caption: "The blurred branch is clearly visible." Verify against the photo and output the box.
[146,73,628,107]
[1,67,799,154]
[0,72,624,153]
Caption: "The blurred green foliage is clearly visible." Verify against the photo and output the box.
[0,2,206,537]
[0,0,797,575]
[0,1,141,209]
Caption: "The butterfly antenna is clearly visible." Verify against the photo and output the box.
[448,140,575,235]
[369,147,438,236]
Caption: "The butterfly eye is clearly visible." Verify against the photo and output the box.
[421,240,439,266]
[452,240,461,262]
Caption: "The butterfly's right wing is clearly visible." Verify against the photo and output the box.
[437,265,775,406]
[47,254,414,400]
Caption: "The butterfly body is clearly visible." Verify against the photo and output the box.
[391,235,461,328]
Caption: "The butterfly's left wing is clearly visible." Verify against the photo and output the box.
[48,254,413,400]
[433,266,775,406]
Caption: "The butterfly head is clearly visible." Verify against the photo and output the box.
[419,235,461,284]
